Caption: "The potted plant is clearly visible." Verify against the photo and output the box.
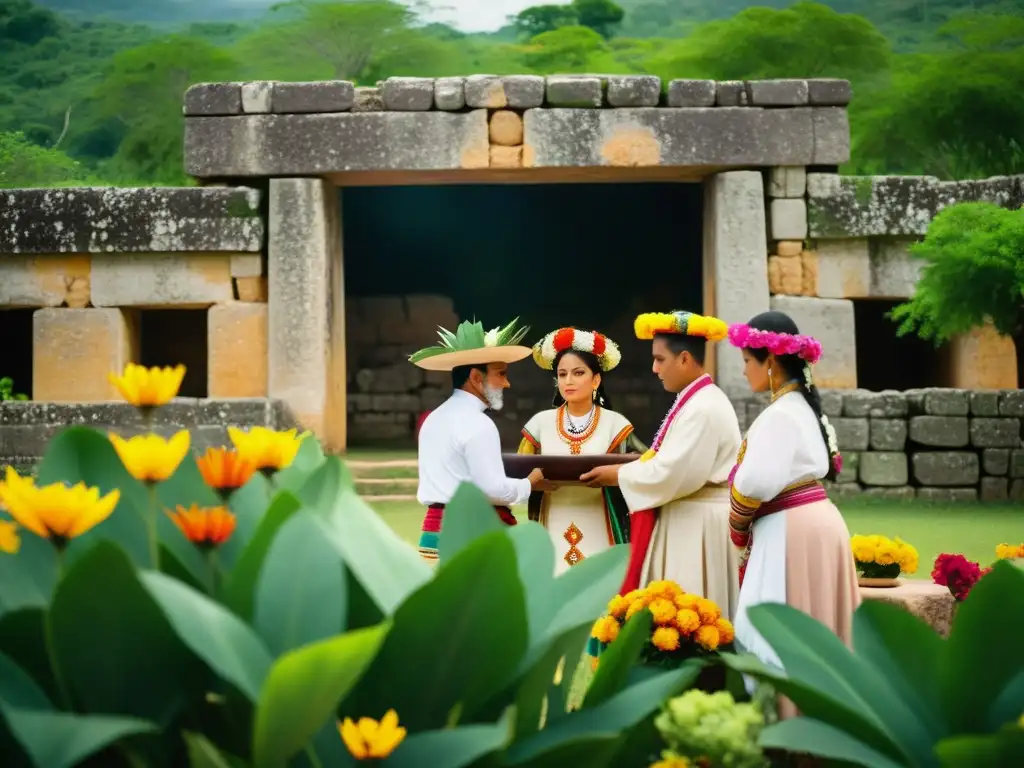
[850,533,919,587]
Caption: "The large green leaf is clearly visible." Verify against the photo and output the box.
[941,561,1024,732]
[219,473,274,570]
[342,531,528,731]
[988,670,1024,731]
[306,457,431,615]
[0,651,50,709]
[936,727,1024,767]
[0,704,156,768]
[387,714,514,768]
[139,571,273,702]
[0,533,58,617]
[254,510,346,655]
[0,609,60,704]
[759,717,907,768]
[511,624,591,740]
[184,732,245,768]
[49,542,205,724]
[437,482,507,564]
[542,545,628,642]
[748,602,925,762]
[156,455,222,586]
[583,611,653,709]
[35,426,151,567]
[252,622,389,768]
[507,523,556,644]
[273,438,326,493]
[222,490,302,621]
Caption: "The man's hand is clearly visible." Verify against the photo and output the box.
[527,468,545,489]
[580,464,621,488]
[534,479,560,493]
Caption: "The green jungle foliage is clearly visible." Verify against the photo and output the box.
[2,0,1024,187]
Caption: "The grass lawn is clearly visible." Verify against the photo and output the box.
[368,497,1024,574]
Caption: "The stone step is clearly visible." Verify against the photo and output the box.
[362,493,417,502]
[354,477,418,496]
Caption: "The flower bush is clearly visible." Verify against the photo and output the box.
[652,690,768,768]
[932,552,991,602]
[850,533,919,579]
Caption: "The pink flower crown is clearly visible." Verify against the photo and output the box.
[727,324,823,364]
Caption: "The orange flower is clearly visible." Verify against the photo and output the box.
[0,520,20,554]
[715,617,735,645]
[196,447,257,496]
[607,594,630,619]
[591,616,620,644]
[625,599,648,621]
[648,597,677,626]
[652,626,681,652]
[167,505,236,548]
[695,624,721,652]
[673,593,699,611]
[675,608,701,635]
[695,598,721,625]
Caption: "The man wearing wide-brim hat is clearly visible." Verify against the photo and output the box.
[410,318,546,563]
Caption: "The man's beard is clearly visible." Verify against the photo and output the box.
[483,383,504,411]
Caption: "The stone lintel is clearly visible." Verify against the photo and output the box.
[807,173,1024,238]
[0,187,263,255]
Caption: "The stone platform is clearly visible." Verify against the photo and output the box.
[860,580,955,636]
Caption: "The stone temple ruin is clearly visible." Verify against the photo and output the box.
[0,74,1022,500]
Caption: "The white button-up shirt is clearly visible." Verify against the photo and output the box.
[416,389,532,507]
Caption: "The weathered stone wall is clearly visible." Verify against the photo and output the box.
[736,388,1024,502]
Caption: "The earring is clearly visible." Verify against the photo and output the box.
[768,366,775,397]
[592,389,597,402]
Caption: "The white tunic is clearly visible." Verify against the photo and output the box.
[520,406,633,575]
[732,391,830,669]
[416,390,531,507]
[617,376,743,618]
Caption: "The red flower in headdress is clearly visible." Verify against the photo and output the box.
[592,333,607,356]
[553,328,575,353]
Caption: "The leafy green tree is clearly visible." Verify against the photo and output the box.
[0,0,61,45]
[513,4,580,39]
[574,0,625,39]
[891,202,1024,383]
[0,130,93,187]
[523,25,611,72]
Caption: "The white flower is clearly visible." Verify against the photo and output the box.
[574,330,595,353]
[804,365,813,387]
[821,415,839,454]
[602,339,622,370]
[541,332,557,365]
[483,328,499,347]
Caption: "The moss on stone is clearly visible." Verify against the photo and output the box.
[853,176,874,206]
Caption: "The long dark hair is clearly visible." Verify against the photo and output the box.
[745,310,838,481]
[551,349,614,410]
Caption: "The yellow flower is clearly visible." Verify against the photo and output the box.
[109,363,185,408]
[0,519,20,554]
[850,534,875,564]
[650,758,691,768]
[647,580,683,600]
[648,597,677,626]
[875,540,897,566]
[591,616,620,644]
[695,624,721,652]
[339,709,406,760]
[634,312,678,340]
[715,618,735,645]
[625,599,647,621]
[651,626,681,652]
[675,608,701,635]
[622,589,645,604]
[673,593,699,611]
[701,316,729,342]
[996,543,1024,560]
[894,537,919,574]
[228,427,307,474]
[695,598,721,625]
[607,594,630,619]
[109,431,190,484]
[0,467,119,546]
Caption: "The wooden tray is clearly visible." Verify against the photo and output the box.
[502,453,639,483]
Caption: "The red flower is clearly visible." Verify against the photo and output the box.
[932,553,986,601]
[592,333,606,356]
[553,328,575,353]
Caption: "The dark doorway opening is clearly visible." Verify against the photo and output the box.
[139,310,208,398]
[853,299,951,391]
[1,309,34,400]
[341,181,704,445]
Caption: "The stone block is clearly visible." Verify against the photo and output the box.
[870,419,907,451]
[768,295,856,388]
[1011,480,1024,502]
[811,107,850,165]
[490,146,524,168]
[1011,450,1024,478]
[833,417,869,451]
[522,107,816,168]
[908,416,969,447]
[183,83,242,115]
[814,239,869,298]
[800,250,818,296]
[819,390,843,417]
[970,418,1021,448]
[433,77,465,111]
[666,80,716,107]
[241,81,274,113]
[807,79,852,106]
[607,75,661,107]
[405,294,457,327]
[912,452,980,486]
[185,111,491,176]
[420,387,449,410]
[949,325,1018,390]
[1000,390,1024,417]
[918,487,978,503]
[861,581,954,637]
[33,308,137,401]
[983,448,1010,476]
[907,388,970,416]
[867,239,921,299]
[352,87,384,112]
[970,391,1001,416]
[769,199,807,240]
[0,187,263,255]
[465,75,508,108]
[0,254,91,308]
[748,79,808,106]
[235,276,268,302]
[545,76,602,108]
[859,451,908,486]
[715,81,747,106]
[382,77,434,111]
[350,412,412,442]
[208,303,268,398]
[836,451,860,484]
[843,390,908,418]
[704,172,769,396]
[502,75,545,108]
[489,111,524,146]
[272,81,354,113]
[767,254,803,295]
[230,253,262,278]
[768,166,807,198]
[90,253,233,307]
[863,486,916,500]
[980,477,1009,502]
[776,240,803,257]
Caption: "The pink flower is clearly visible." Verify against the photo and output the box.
[832,453,843,475]
[932,553,986,601]
[727,324,823,364]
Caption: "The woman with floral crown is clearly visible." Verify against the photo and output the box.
[727,310,861,719]
[518,328,646,575]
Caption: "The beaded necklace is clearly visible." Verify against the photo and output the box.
[556,404,601,454]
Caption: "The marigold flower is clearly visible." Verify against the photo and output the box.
[0,467,119,546]
[673,593,699,611]
[109,431,190,484]
[647,580,682,599]
[0,519,20,554]
[167,505,236,548]
[196,447,257,496]
[339,709,406,760]
[109,363,185,408]
[695,624,721,652]
[875,541,897,566]
[894,537,920,574]
[996,543,1024,560]
[695,598,721,625]
[228,426,306,475]
[625,599,647,621]
[675,608,701,634]
[607,594,630,619]
[652,626,681,652]
[715,617,735,645]
[648,597,677,625]
[591,616,620,644]
[650,758,691,768]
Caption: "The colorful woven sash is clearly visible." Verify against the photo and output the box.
[418,503,516,562]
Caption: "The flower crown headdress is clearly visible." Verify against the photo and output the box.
[633,311,728,342]
[533,328,621,372]
[727,324,823,364]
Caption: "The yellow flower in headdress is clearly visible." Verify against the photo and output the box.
[634,311,728,342]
